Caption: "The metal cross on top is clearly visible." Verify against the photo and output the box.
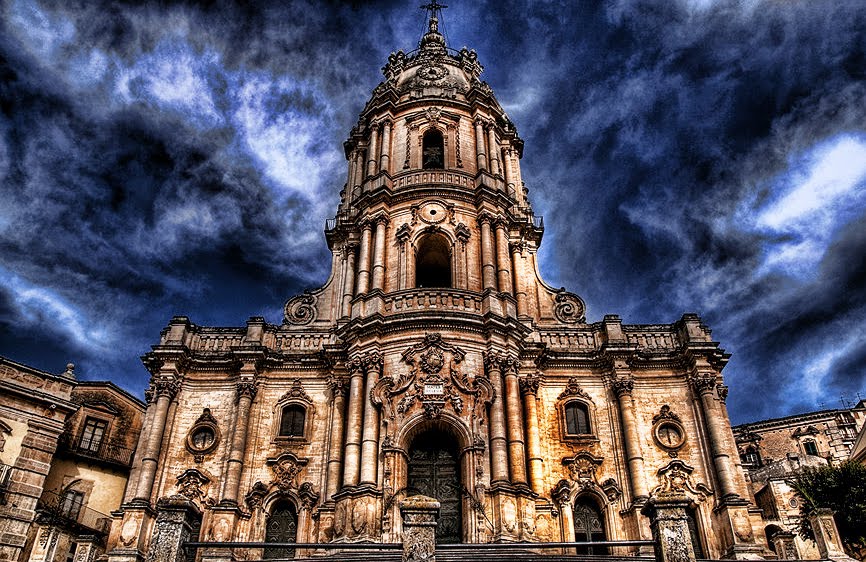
[421,0,447,33]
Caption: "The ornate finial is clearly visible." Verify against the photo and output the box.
[421,1,447,34]
[419,1,448,51]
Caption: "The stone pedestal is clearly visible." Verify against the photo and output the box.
[767,529,798,560]
[641,496,696,562]
[808,509,856,562]
[399,495,440,562]
[144,496,201,562]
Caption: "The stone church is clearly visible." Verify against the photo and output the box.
[106,7,770,561]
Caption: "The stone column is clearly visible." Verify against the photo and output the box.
[503,148,514,196]
[371,216,388,291]
[400,495,440,562]
[484,353,510,483]
[221,378,258,504]
[494,219,513,294]
[456,225,470,290]
[325,377,348,500]
[135,375,180,502]
[501,356,527,485]
[487,124,501,177]
[360,353,383,485]
[479,214,496,291]
[474,118,487,172]
[146,496,201,562]
[367,125,380,177]
[353,149,365,198]
[808,509,857,562]
[379,120,392,173]
[612,376,650,502]
[511,243,528,317]
[356,221,373,295]
[342,358,365,488]
[691,373,740,500]
[641,496,697,562]
[341,243,357,317]
[519,374,543,494]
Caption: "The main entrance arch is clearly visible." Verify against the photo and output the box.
[407,429,462,543]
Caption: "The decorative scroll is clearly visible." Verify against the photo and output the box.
[651,460,712,502]
[557,377,592,401]
[283,292,317,325]
[554,289,586,324]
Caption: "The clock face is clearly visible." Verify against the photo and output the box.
[654,422,685,450]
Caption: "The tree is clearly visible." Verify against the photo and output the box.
[788,461,866,559]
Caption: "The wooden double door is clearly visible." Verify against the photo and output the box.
[407,431,462,543]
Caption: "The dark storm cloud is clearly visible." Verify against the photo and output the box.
[1,0,864,422]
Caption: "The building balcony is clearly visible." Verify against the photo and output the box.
[36,489,112,537]
[350,288,518,325]
[57,432,135,468]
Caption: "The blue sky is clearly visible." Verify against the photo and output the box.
[1,0,865,424]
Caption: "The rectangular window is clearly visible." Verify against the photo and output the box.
[60,490,84,520]
[565,403,590,435]
[804,441,819,456]
[79,418,108,454]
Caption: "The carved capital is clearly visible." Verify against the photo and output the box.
[327,376,348,399]
[473,117,485,127]
[236,380,258,402]
[477,211,495,226]
[348,357,365,374]
[690,373,718,395]
[519,374,540,396]
[149,377,180,402]
[717,384,729,403]
[362,352,383,374]
[611,376,634,397]
[396,223,411,243]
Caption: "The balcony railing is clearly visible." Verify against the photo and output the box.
[57,433,135,467]
[37,489,112,536]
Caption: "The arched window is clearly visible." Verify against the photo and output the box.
[573,497,606,555]
[803,440,818,456]
[564,402,591,435]
[422,129,444,169]
[415,233,451,288]
[279,405,306,437]
[265,500,297,560]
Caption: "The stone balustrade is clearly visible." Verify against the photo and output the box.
[392,169,474,190]
[625,329,679,351]
[538,330,597,350]
[384,289,483,315]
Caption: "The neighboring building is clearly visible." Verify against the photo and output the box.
[851,423,866,464]
[106,8,770,562]
[733,401,866,559]
[0,357,144,562]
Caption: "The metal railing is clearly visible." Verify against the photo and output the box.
[57,432,135,467]
[36,489,112,535]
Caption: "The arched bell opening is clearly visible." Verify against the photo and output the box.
[415,233,452,288]
[422,128,445,169]
[406,428,463,544]
[572,495,608,555]
[264,499,297,560]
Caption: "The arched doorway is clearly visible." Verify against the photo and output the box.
[415,233,452,288]
[573,497,607,554]
[407,429,462,543]
[265,500,297,560]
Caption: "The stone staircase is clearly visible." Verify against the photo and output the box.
[285,549,655,562]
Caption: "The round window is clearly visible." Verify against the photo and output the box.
[186,420,220,457]
[191,427,215,450]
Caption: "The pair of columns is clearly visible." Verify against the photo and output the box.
[479,214,513,294]
[133,367,259,507]
[341,353,383,489]
[474,118,501,177]
[484,353,528,486]
[355,217,389,295]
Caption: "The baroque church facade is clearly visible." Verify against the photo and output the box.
[106,9,770,561]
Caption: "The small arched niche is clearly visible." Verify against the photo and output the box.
[422,129,445,169]
[415,233,452,288]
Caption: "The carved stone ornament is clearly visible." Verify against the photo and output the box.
[283,291,317,325]
[146,376,180,403]
[175,468,212,505]
[372,333,493,422]
[552,479,572,507]
[600,478,623,502]
[267,452,308,492]
[557,377,592,401]
[297,481,320,511]
[278,379,313,405]
[690,373,718,395]
[244,481,268,510]
[717,384,729,403]
[563,451,604,483]
[651,460,712,502]
[327,376,348,399]
[554,288,586,324]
